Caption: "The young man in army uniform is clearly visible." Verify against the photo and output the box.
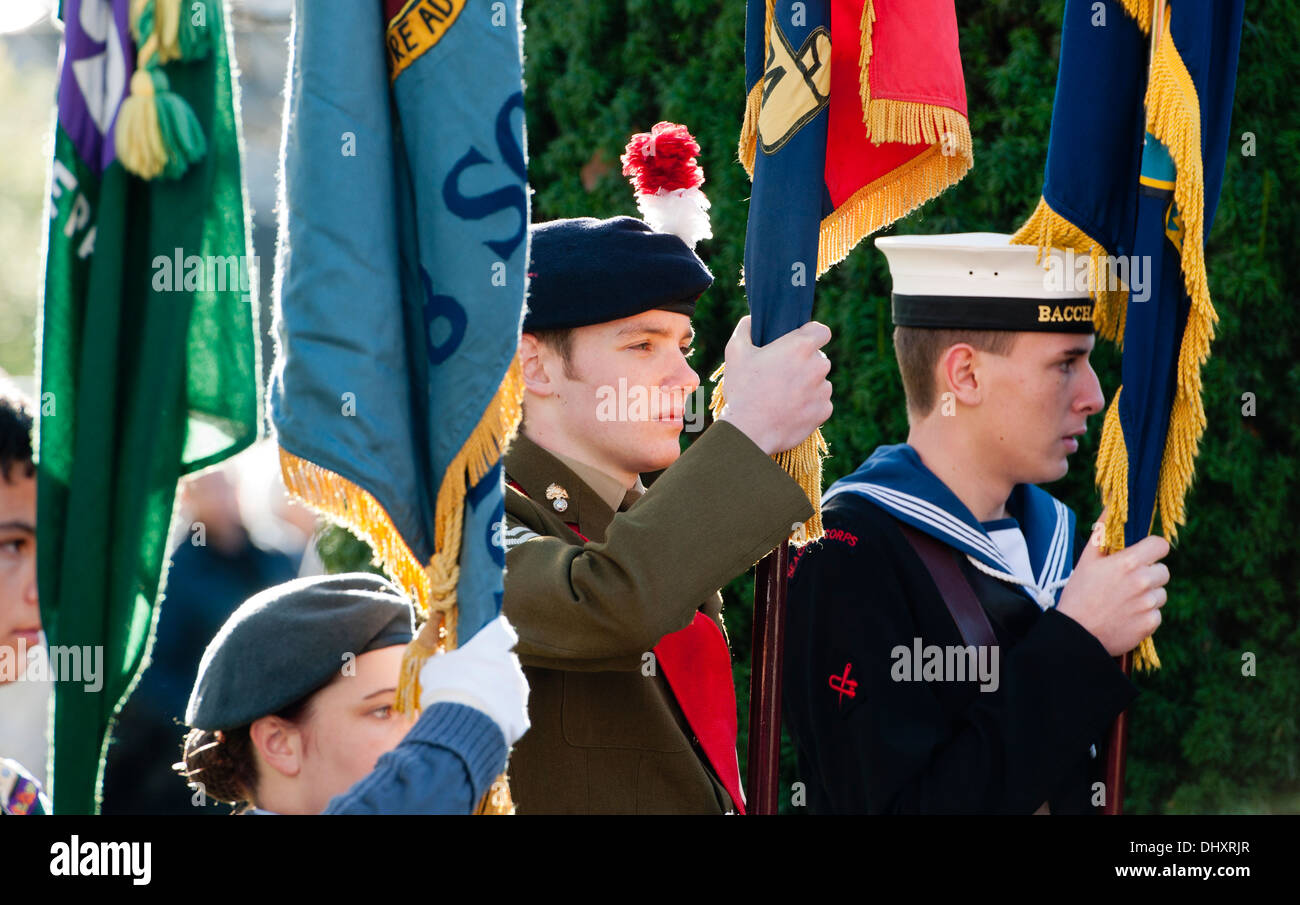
[783,233,1172,815]
[501,216,833,814]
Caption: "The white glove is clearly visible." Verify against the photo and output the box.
[418,614,530,746]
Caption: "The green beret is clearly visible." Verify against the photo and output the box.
[185,573,415,731]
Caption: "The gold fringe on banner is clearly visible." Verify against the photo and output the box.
[279,357,524,812]
[1117,0,1155,34]
[1010,199,1129,343]
[739,0,972,274]
[708,364,826,544]
[1014,4,1214,672]
[818,138,970,275]
[816,0,972,274]
[737,0,776,177]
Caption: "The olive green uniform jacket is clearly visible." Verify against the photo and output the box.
[502,420,813,814]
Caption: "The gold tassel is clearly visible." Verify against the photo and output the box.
[1093,389,1162,671]
[709,363,826,545]
[278,360,522,688]
[396,355,524,704]
[115,64,171,180]
[738,81,763,178]
[737,0,776,180]
[281,357,523,814]
[1094,387,1130,556]
[117,1,208,180]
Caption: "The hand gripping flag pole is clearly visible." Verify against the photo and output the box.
[732,0,973,813]
[1012,0,1244,813]
[272,0,529,814]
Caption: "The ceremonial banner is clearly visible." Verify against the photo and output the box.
[731,0,972,813]
[271,0,527,772]
[1012,0,1244,670]
[730,0,972,535]
[39,0,259,814]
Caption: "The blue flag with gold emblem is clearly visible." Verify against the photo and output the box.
[733,0,972,535]
[1013,0,1243,669]
[271,0,526,716]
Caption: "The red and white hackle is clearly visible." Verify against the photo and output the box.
[621,121,712,249]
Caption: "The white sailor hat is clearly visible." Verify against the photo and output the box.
[874,232,1095,333]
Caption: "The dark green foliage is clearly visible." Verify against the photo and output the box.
[314,524,386,577]
[324,0,1299,813]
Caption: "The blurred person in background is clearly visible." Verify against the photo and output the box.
[102,449,300,813]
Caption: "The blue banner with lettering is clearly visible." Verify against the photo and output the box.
[271,0,527,656]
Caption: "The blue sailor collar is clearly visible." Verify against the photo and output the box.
[822,443,1077,607]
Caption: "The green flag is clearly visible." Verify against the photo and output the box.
[37,0,259,814]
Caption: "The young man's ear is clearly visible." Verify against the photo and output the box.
[518,333,555,397]
[249,715,303,780]
[939,343,983,408]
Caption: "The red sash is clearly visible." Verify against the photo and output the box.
[507,478,746,812]
[653,613,746,814]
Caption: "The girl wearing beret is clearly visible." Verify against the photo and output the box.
[176,573,528,814]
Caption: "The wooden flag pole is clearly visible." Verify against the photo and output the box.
[747,540,790,815]
[1103,651,1132,814]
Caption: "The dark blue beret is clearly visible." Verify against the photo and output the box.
[523,216,713,332]
[185,573,415,731]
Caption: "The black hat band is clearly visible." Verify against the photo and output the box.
[892,294,1096,333]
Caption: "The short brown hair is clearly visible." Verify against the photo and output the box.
[893,326,1019,417]
[530,327,579,380]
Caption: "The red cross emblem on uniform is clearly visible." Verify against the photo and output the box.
[829,662,857,707]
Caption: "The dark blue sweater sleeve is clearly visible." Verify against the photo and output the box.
[322,703,507,815]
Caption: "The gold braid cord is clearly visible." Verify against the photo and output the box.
[709,364,826,545]
[280,356,524,811]
[1013,4,1215,672]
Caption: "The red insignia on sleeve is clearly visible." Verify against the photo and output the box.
[829,662,858,707]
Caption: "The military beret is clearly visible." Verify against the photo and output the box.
[523,216,713,332]
[185,573,415,731]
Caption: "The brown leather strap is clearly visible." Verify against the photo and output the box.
[898,522,999,650]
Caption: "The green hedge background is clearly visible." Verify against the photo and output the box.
[331,0,1299,813]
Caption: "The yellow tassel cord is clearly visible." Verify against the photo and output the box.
[116,0,208,180]
[738,81,764,177]
[279,358,524,813]
[737,0,776,177]
[115,62,170,180]
[708,364,826,545]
